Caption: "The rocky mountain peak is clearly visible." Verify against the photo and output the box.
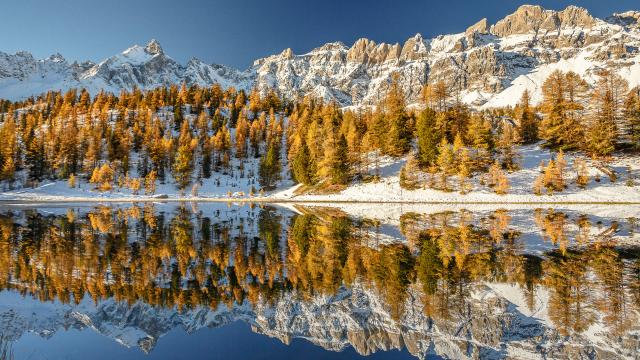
[345,38,404,64]
[279,48,294,60]
[490,4,595,37]
[314,41,346,53]
[400,33,427,61]
[347,38,374,62]
[47,53,66,63]
[609,11,640,29]
[0,5,638,110]
[557,5,595,28]
[466,18,489,35]
[145,39,163,55]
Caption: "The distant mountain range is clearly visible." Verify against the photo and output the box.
[1,5,640,108]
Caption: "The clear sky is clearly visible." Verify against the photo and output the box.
[1,0,638,69]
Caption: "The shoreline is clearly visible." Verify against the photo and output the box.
[1,196,639,205]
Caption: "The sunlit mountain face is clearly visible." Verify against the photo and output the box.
[0,203,638,359]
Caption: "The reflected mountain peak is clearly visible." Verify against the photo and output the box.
[0,203,638,359]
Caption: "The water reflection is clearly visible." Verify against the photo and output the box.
[0,203,638,359]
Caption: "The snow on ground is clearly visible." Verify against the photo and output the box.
[1,144,638,204]
[481,43,640,109]
[286,144,640,203]
[296,203,640,254]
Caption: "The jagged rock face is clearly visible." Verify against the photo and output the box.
[0,51,73,81]
[1,282,637,359]
[145,39,163,55]
[609,11,640,30]
[0,40,253,99]
[466,18,489,36]
[251,36,430,106]
[0,51,37,79]
[86,46,181,88]
[0,5,639,108]
[81,40,254,92]
[490,5,595,37]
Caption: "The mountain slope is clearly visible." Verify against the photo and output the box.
[1,5,639,108]
[0,39,254,99]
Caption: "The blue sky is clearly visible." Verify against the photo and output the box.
[1,0,638,69]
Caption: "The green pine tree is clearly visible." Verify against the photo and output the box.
[416,108,440,168]
[259,143,281,189]
[291,139,315,185]
[330,134,351,185]
[625,87,640,151]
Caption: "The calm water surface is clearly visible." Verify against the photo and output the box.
[0,203,638,359]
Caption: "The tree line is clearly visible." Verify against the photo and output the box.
[0,69,639,195]
[0,206,637,335]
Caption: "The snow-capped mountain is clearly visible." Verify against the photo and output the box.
[1,5,640,108]
[0,39,254,99]
[1,281,636,359]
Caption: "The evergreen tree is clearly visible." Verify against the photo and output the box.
[498,124,519,171]
[201,136,213,179]
[624,87,640,151]
[25,133,46,182]
[259,143,281,189]
[330,134,351,185]
[416,108,440,168]
[249,119,263,157]
[368,111,387,154]
[173,101,183,131]
[383,74,411,156]
[516,90,538,143]
[291,139,314,185]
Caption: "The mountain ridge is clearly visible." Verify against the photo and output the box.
[1,4,640,108]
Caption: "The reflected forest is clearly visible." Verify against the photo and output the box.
[0,204,638,345]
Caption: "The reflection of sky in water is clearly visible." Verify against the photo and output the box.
[0,204,637,359]
[12,321,416,360]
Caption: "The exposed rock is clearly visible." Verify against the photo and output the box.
[466,18,489,36]
[400,34,428,60]
[608,11,640,29]
[491,5,551,36]
[346,38,402,64]
[490,5,594,37]
[557,5,596,29]
[0,5,638,109]
[279,48,294,60]
[3,281,636,359]
[144,39,163,55]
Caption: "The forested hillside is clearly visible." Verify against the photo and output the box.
[0,68,639,200]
